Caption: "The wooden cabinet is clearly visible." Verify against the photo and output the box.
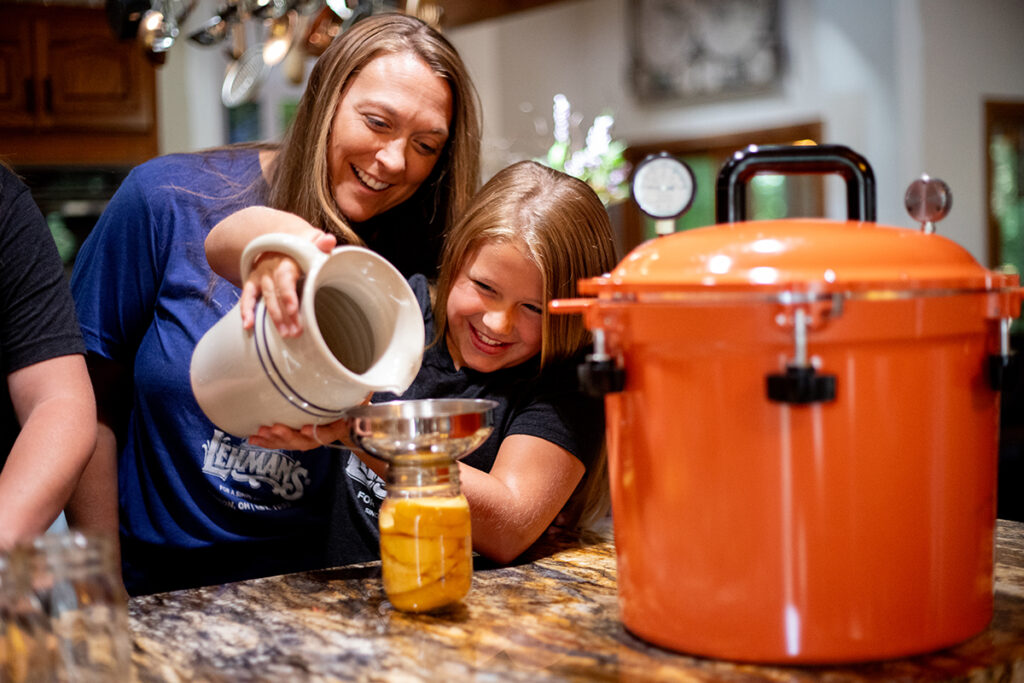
[0,11,34,130]
[0,4,158,165]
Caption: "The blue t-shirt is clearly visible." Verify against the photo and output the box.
[71,149,336,595]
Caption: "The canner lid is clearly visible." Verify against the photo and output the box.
[581,218,1015,296]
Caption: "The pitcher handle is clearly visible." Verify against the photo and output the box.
[239,232,325,281]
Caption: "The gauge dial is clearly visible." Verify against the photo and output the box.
[631,153,696,220]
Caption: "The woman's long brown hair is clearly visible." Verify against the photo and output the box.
[432,160,616,368]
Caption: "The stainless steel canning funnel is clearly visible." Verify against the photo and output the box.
[342,399,498,463]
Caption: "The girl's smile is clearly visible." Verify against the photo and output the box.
[445,241,544,373]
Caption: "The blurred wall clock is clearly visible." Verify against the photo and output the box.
[630,0,783,102]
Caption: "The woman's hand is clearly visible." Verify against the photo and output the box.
[238,231,338,337]
[246,415,357,452]
[240,252,303,336]
[206,207,338,336]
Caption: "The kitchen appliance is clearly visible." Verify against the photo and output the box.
[550,144,1022,663]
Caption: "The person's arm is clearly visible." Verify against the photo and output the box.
[250,427,584,564]
[63,353,129,557]
[458,434,585,564]
[205,206,334,284]
[0,354,96,549]
[205,206,337,335]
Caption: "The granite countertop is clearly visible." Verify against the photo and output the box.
[129,519,1024,682]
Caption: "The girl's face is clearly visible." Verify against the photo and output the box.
[446,241,545,373]
[327,51,453,223]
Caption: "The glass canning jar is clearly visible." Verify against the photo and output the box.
[29,532,131,681]
[379,453,473,613]
[0,548,52,682]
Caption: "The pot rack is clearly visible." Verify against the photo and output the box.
[124,0,444,106]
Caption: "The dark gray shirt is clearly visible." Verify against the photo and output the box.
[326,274,604,565]
[0,165,85,460]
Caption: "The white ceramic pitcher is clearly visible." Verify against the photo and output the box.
[190,233,424,437]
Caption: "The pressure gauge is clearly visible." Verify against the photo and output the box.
[631,153,696,234]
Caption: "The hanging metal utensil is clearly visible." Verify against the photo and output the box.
[284,39,307,84]
[282,11,311,84]
[137,6,178,54]
[189,15,228,45]
[303,4,342,57]
[262,8,297,66]
[222,45,270,108]
[138,0,196,50]
[188,3,237,46]
[228,18,247,60]
[249,0,288,19]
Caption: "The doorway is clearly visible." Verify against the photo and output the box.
[986,100,1024,522]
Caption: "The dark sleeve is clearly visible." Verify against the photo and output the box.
[406,273,432,316]
[505,360,606,471]
[353,199,443,279]
[325,453,384,566]
[0,168,85,376]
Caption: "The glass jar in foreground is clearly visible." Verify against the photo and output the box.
[0,549,52,682]
[379,453,473,613]
[29,532,132,681]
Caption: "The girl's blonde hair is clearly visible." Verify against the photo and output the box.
[432,160,616,368]
[433,160,618,529]
[265,13,481,246]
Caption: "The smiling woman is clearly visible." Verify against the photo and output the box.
[326,51,453,224]
[66,12,482,597]
[264,12,481,278]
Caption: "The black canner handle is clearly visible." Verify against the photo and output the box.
[715,144,877,224]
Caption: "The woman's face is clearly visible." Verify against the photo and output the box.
[327,51,453,223]
[446,241,545,373]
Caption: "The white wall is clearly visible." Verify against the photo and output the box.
[156,0,1024,264]
[918,0,1024,264]
[445,0,1024,263]
[448,0,902,208]
[156,0,230,154]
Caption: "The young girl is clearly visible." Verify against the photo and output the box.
[205,160,616,564]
